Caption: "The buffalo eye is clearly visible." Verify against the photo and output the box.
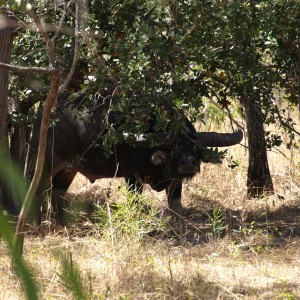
[151,150,169,166]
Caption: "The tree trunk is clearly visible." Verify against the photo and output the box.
[241,96,274,197]
[0,7,15,212]
[0,7,13,139]
[10,96,30,171]
[298,30,300,116]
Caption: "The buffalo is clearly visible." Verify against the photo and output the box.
[30,95,243,224]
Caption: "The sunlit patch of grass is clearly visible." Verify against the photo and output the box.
[95,184,168,240]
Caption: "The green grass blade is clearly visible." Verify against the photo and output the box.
[58,253,88,300]
[0,147,39,299]
[0,147,27,208]
[0,212,39,300]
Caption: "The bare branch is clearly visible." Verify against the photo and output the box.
[0,6,23,31]
[64,4,76,19]
[208,87,245,132]
[51,0,74,42]
[58,0,79,95]
[27,1,57,65]
[27,1,49,44]
[211,97,245,131]
[78,0,89,40]
[274,104,300,136]
[0,61,56,73]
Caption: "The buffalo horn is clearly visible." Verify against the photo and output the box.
[193,129,243,147]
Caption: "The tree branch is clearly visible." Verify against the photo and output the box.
[51,0,74,42]
[210,97,245,131]
[14,69,60,255]
[58,0,79,95]
[26,1,48,42]
[13,2,60,256]
[274,104,300,136]
[0,61,56,73]
[27,1,56,65]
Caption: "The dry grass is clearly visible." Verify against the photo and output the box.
[1,141,300,299]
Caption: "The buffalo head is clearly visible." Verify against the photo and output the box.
[131,128,243,177]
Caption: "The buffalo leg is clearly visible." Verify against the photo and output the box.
[125,174,143,194]
[52,168,77,224]
[166,179,183,217]
[34,168,53,225]
[125,175,146,210]
[166,180,186,236]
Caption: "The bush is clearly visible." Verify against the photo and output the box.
[96,185,167,239]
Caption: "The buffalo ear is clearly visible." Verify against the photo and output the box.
[151,150,169,166]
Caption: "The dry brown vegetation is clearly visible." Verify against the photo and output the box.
[1,136,300,299]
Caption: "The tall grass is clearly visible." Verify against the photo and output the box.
[96,185,167,239]
[0,149,169,299]
[0,149,91,299]
[0,148,38,300]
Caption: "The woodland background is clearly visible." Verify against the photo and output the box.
[0,1,300,299]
